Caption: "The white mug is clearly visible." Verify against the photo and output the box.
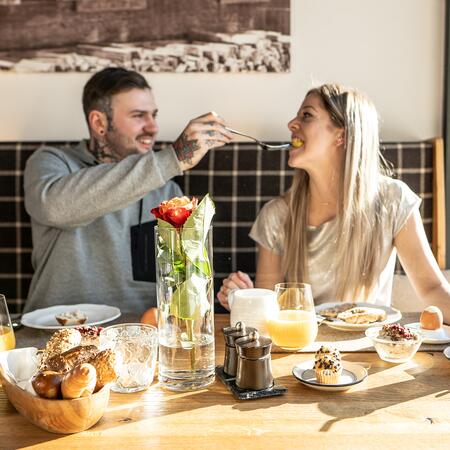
[228,288,279,337]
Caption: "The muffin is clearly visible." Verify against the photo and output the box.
[315,345,341,361]
[314,355,342,384]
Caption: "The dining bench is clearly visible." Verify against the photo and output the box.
[0,138,446,313]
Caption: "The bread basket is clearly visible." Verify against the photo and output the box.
[0,347,110,434]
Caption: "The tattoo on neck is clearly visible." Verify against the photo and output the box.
[173,133,199,164]
[89,137,119,163]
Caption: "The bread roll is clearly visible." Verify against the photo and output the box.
[44,345,98,373]
[39,328,82,369]
[32,371,63,399]
[61,363,97,399]
[420,306,443,330]
[89,349,117,392]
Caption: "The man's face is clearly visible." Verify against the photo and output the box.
[104,88,159,160]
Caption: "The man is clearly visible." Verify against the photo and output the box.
[23,67,232,314]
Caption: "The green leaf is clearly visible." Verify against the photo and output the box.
[183,194,215,243]
[169,273,212,320]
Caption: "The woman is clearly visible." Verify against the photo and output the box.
[217,83,450,321]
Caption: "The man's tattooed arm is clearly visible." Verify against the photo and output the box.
[173,132,200,164]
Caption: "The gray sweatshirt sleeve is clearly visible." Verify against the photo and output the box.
[24,145,182,229]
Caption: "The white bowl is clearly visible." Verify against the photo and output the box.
[365,326,423,363]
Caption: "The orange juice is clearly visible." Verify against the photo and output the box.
[267,310,318,349]
[0,325,16,351]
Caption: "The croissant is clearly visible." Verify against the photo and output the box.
[32,370,63,399]
[88,349,117,392]
[61,363,97,399]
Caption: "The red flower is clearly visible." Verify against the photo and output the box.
[151,196,198,228]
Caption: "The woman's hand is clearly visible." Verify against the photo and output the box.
[217,271,254,310]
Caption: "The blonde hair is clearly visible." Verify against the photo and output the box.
[282,84,389,301]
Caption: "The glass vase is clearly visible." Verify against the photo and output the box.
[155,226,215,391]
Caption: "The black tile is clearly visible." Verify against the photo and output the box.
[0,227,16,246]
[235,202,256,222]
[0,151,16,170]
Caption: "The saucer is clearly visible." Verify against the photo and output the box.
[444,346,450,360]
[405,322,450,344]
[292,360,367,392]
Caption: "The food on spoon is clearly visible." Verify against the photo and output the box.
[61,363,97,399]
[31,370,63,399]
[337,307,387,324]
[291,138,304,148]
[419,306,443,330]
[55,310,87,326]
[314,355,342,384]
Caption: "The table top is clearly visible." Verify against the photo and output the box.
[1,314,450,449]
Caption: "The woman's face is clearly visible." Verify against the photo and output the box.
[287,93,344,171]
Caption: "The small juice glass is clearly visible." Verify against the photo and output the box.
[267,283,318,350]
[0,294,16,352]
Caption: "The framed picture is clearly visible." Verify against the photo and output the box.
[0,0,290,73]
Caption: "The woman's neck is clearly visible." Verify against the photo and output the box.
[307,169,340,227]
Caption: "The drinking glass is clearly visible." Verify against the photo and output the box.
[0,294,16,352]
[267,282,318,350]
[100,323,158,393]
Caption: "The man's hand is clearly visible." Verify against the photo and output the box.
[173,111,233,171]
[217,271,254,310]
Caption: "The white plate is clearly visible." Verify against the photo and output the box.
[21,304,121,330]
[405,322,450,344]
[292,360,368,391]
[315,302,402,332]
[444,346,450,360]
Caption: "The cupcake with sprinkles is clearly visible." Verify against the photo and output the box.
[314,345,341,361]
[314,355,342,384]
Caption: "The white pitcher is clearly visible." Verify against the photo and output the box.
[228,288,279,337]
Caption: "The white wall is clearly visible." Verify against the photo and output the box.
[0,0,445,142]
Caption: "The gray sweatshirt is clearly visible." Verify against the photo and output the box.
[23,141,183,314]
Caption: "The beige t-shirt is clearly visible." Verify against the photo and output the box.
[249,177,421,306]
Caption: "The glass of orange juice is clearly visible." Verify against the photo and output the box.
[0,294,16,352]
[267,282,318,350]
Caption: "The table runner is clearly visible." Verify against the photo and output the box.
[14,312,448,353]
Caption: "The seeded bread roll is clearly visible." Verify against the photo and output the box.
[39,328,82,370]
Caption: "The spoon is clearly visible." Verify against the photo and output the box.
[225,127,291,151]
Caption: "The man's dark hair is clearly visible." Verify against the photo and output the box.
[82,67,151,126]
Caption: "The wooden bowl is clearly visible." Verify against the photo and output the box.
[0,370,110,434]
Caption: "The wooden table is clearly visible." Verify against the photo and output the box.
[1,314,450,449]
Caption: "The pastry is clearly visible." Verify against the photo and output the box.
[31,370,63,399]
[43,345,98,373]
[55,310,87,326]
[314,345,341,361]
[420,306,443,330]
[89,349,117,391]
[77,325,103,347]
[314,355,342,384]
[61,363,97,399]
[337,307,387,324]
[39,328,82,369]
[319,303,357,319]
